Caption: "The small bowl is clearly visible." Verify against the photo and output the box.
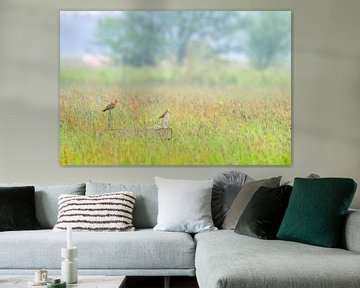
[47,279,66,288]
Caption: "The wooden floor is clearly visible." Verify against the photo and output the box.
[126,276,199,288]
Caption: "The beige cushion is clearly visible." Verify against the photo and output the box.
[222,177,281,230]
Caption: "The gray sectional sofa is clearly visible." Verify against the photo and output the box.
[0,181,360,288]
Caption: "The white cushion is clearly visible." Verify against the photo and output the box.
[153,177,217,233]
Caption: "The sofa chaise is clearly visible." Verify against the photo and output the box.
[195,210,360,288]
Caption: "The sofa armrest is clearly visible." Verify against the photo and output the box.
[342,209,360,253]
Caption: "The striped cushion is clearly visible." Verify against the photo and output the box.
[53,192,136,232]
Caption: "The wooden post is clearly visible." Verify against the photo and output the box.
[156,128,172,140]
[107,110,112,129]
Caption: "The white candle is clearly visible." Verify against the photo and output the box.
[67,225,72,249]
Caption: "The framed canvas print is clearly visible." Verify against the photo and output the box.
[60,11,292,165]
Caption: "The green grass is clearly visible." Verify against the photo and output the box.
[60,65,291,165]
[60,63,290,89]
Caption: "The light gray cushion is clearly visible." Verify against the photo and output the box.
[85,181,158,229]
[342,209,360,253]
[0,229,195,271]
[222,177,281,230]
[195,230,360,288]
[0,183,85,228]
[282,173,320,186]
[154,177,217,233]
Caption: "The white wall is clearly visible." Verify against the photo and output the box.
[0,0,359,208]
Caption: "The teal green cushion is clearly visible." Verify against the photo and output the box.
[277,178,357,247]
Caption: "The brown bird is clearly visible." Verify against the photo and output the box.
[159,109,170,128]
[102,99,120,112]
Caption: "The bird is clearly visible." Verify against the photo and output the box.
[159,109,170,128]
[102,99,120,112]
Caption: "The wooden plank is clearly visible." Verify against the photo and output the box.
[107,128,172,140]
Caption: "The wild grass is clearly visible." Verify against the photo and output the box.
[60,65,291,165]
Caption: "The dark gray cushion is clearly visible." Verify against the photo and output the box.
[235,185,292,239]
[222,177,281,229]
[212,171,249,228]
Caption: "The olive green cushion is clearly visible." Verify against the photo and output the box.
[277,178,357,247]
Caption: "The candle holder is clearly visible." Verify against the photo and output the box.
[61,247,78,284]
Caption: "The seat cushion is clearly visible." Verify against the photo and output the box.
[0,229,195,271]
[195,230,360,288]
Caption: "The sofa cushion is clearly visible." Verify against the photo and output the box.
[282,173,320,186]
[195,230,360,288]
[86,182,158,229]
[53,192,136,232]
[0,186,40,231]
[342,209,360,253]
[277,178,357,247]
[0,183,85,229]
[234,185,292,239]
[222,176,281,229]
[212,171,249,228]
[0,229,195,271]
[153,177,216,233]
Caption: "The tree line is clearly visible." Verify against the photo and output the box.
[96,11,291,70]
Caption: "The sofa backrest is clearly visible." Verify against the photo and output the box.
[86,181,158,229]
[0,183,86,228]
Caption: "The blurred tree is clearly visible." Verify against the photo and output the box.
[162,11,243,65]
[96,11,244,67]
[246,11,291,69]
[96,12,166,66]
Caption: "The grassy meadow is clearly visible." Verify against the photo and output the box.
[60,65,291,165]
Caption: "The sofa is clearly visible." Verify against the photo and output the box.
[0,180,360,288]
